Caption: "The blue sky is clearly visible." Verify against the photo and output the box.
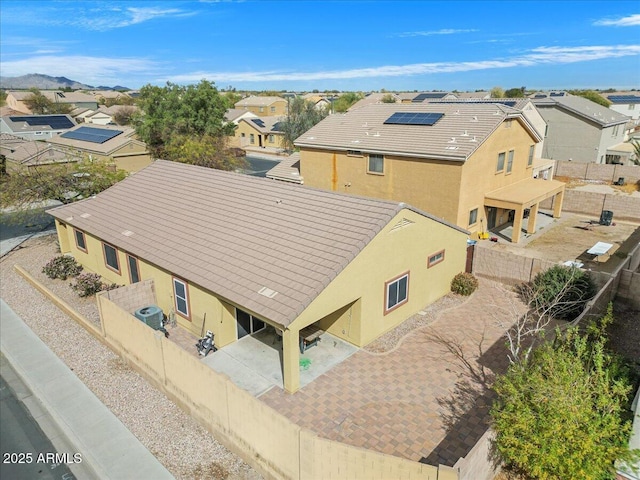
[1,0,639,92]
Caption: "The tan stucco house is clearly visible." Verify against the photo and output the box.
[46,124,152,173]
[234,95,288,117]
[48,160,469,392]
[5,90,98,114]
[295,102,565,243]
[234,116,286,149]
[0,133,80,173]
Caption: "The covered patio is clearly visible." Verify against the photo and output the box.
[485,178,565,243]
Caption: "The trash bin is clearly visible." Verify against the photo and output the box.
[599,210,613,226]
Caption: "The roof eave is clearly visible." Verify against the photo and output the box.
[294,143,468,162]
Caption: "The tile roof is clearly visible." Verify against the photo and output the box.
[266,153,303,184]
[241,116,286,134]
[0,134,78,166]
[224,108,257,122]
[532,94,629,126]
[235,95,286,108]
[48,160,465,327]
[295,102,532,162]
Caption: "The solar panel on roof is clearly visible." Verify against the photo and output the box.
[609,95,640,104]
[61,126,123,144]
[412,92,447,102]
[550,92,565,97]
[251,119,266,128]
[9,115,74,130]
[383,112,444,126]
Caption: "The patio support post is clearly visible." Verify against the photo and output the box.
[511,206,524,243]
[282,328,300,393]
[527,203,539,234]
[553,189,564,218]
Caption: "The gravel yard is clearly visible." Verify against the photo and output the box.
[0,234,261,480]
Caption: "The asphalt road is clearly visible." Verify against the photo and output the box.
[0,208,57,257]
[0,366,76,480]
[242,155,280,177]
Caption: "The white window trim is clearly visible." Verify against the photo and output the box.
[385,272,409,313]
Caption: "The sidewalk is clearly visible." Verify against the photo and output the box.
[0,300,173,480]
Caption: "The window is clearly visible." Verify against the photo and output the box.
[427,250,445,268]
[368,154,384,174]
[173,278,190,318]
[347,150,362,157]
[102,243,120,273]
[496,152,505,172]
[528,145,535,166]
[127,254,140,284]
[630,104,635,110]
[259,107,264,113]
[249,134,255,144]
[385,273,409,313]
[268,134,274,144]
[506,150,514,174]
[74,229,87,252]
[612,124,620,137]
[270,106,276,113]
[241,132,245,138]
[469,208,478,226]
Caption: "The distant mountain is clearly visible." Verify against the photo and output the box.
[0,74,130,91]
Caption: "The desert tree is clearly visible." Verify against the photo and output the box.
[280,97,329,151]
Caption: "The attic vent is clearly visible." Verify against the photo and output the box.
[470,136,478,142]
[391,217,415,232]
[65,216,73,221]
[471,116,478,122]
[80,213,91,218]
[461,130,469,136]
[446,146,459,150]
[448,137,456,143]
[258,287,278,298]
[122,230,134,237]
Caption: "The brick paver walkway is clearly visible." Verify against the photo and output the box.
[260,279,528,466]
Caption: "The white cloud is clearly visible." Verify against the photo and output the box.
[594,14,640,27]
[0,55,162,85]
[397,29,478,38]
[165,44,640,83]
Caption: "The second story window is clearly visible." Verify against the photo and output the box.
[528,145,535,166]
[469,208,478,226]
[368,154,384,174]
[506,150,514,174]
[496,152,506,172]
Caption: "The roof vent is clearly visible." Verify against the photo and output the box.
[65,216,73,221]
[258,287,278,298]
[391,217,415,232]
[448,137,456,143]
[80,213,91,218]
[446,146,459,150]
[372,132,380,137]
[470,136,478,142]
[471,116,478,122]
[494,110,501,115]
[461,130,469,136]
[122,230,134,237]
[454,109,460,115]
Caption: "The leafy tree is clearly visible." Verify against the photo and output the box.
[333,92,364,112]
[112,106,137,126]
[279,97,329,151]
[0,89,7,107]
[490,86,505,98]
[164,134,247,171]
[568,90,611,107]
[631,140,640,166]
[23,88,72,114]
[504,86,526,98]
[104,95,135,107]
[528,265,595,320]
[223,91,242,109]
[134,80,235,158]
[381,93,397,103]
[491,306,639,480]
[0,158,126,212]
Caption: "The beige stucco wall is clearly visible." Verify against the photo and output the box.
[238,99,288,117]
[300,117,538,235]
[290,209,468,346]
[234,121,285,149]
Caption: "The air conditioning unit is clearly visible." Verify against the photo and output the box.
[134,305,164,330]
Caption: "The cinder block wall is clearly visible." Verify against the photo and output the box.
[555,161,640,184]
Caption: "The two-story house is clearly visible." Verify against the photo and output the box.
[234,96,288,117]
[295,103,565,243]
[234,116,286,150]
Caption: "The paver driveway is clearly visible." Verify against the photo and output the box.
[260,279,528,466]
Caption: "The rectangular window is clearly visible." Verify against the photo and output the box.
[74,229,87,252]
[241,132,245,138]
[127,254,140,284]
[368,154,384,174]
[270,106,276,113]
[347,150,362,157]
[427,250,445,268]
[259,107,264,113]
[506,150,514,173]
[469,208,478,226]
[528,145,535,166]
[249,134,255,144]
[385,272,409,313]
[612,124,619,137]
[268,134,274,143]
[102,243,120,274]
[496,152,505,172]
[173,278,190,318]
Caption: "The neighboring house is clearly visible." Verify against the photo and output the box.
[46,124,152,173]
[532,94,630,164]
[398,92,456,103]
[0,133,80,173]
[348,93,400,111]
[454,91,491,100]
[234,95,288,117]
[48,160,469,393]
[224,108,258,125]
[84,107,114,125]
[89,90,130,103]
[0,114,76,140]
[235,116,286,149]
[266,152,304,184]
[301,94,332,110]
[295,103,565,243]
[604,93,640,122]
[4,90,98,114]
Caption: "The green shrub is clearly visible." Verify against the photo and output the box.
[529,265,595,320]
[42,255,82,280]
[451,272,479,296]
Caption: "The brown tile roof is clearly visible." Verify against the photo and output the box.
[240,116,285,134]
[235,95,286,108]
[0,136,77,166]
[295,102,531,162]
[266,153,303,184]
[48,160,466,327]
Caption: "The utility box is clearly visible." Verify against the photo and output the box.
[134,305,164,330]
[599,210,614,226]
